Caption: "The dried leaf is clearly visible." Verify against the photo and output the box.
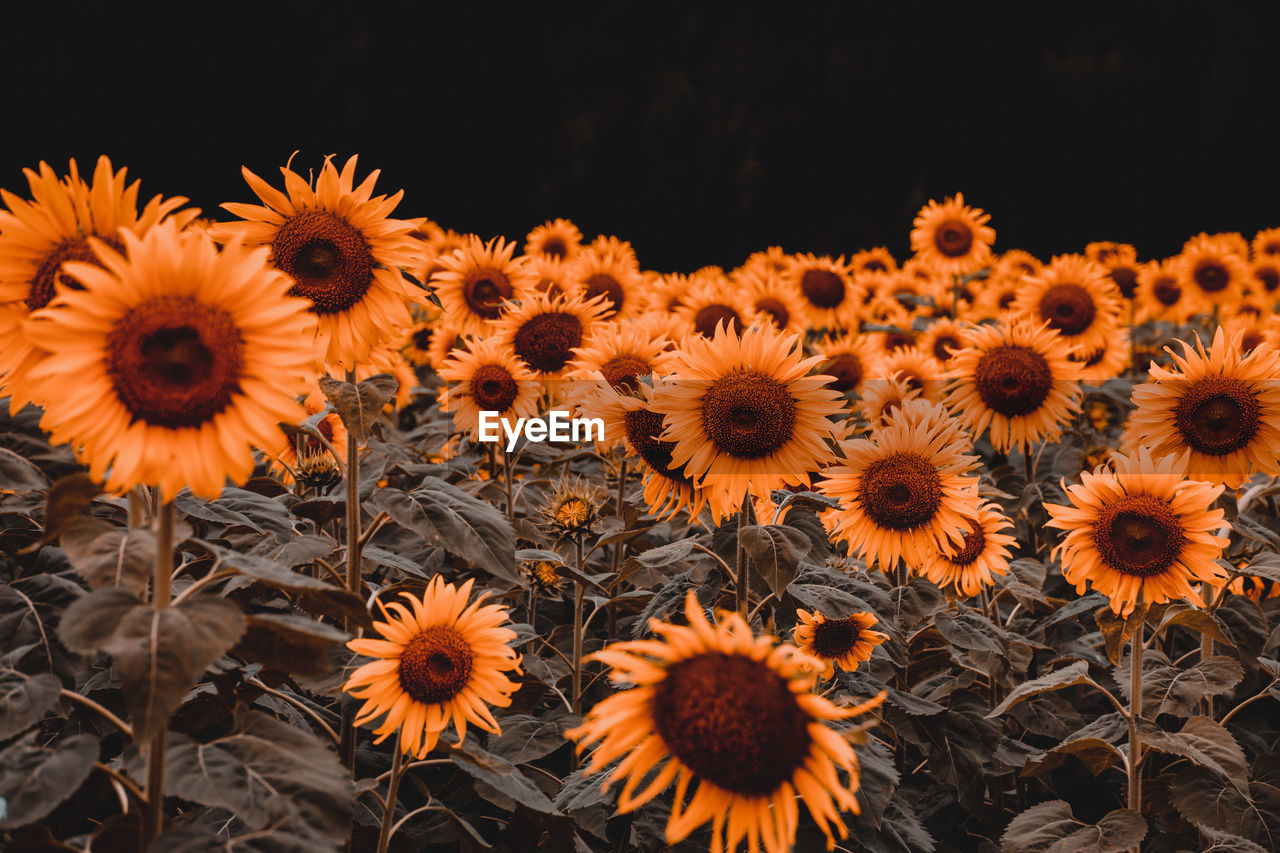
[318,373,398,443]
[38,473,101,543]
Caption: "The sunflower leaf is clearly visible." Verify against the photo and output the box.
[0,733,99,830]
[738,524,809,600]
[58,516,155,596]
[231,613,350,678]
[1138,716,1249,795]
[450,741,559,814]
[319,373,398,444]
[1001,800,1146,853]
[986,661,1099,718]
[34,473,101,544]
[0,669,61,740]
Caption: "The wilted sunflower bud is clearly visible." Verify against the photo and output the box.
[541,477,604,538]
[523,560,564,596]
[296,447,343,490]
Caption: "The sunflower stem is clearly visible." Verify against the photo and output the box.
[1200,632,1214,717]
[736,494,751,615]
[144,500,175,847]
[572,534,586,717]
[375,737,405,853]
[341,368,363,782]
[607,457,628,641]
[127,487,147,529]
[951,273,959,316]
[1126,618,1144,819]
[502,446,515,521]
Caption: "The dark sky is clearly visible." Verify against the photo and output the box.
[4,2,1277,272]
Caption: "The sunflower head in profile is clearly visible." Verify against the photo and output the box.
[1177,233,1250,313]
[919,500,1017,597]
[524,217,583,263]
[650,322,846,513]
[909,193,996,277]
[1046,447,1229,617]
[213,154,426,370]
[793,609,888,679]
[821,402,981,572]
[542,476,606,539]
[345,576,522,758]
[943,318,1083,453]
[438,337,540,442]
[25,221,315,500]
[492,291,611,390]
[1010,254,1123,356]
[784,253,861,330]
[0,156,196,413]
[269,392,348,488]
[567,590,886,853]
[1134,259,1193,324]
[1122,326,1280,488]
[1251,227,1280,261]
[429,234,537,336]
[563,235,644,319]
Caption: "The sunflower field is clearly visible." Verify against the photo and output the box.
[2,155,1280,853]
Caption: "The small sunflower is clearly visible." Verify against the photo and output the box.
[850,247,898,275]
[792,610,888,679]
[784,253,860,330]
[400,321,438,368]
[813,333,878,396]
[438,337,541,442]
[542,476,606,538]
[1046,447,1229,617]
[651,322,846,513]
[672,271,750,339]
[1121,326,1280,488]
[856,374,922,431]
[1135,259,1194,324]
[524,218,583,262]
[429,235,537,336]
[871,347,947,403]
[567,590,886,853]
[996,249,1043,281]
[1084,241,1137,267]
[918,317,972,366]
[345,576,522,758]
[0,156,195,412]
[1178,234,1250,313]
[523,560,564,596]
[972,272,1023,322]
[909,193,995,277]
[821,403,980,571]
[564,236,645,319]
[213,154,426,369]
[269,392,348,486]
[735,265,807,334]
[1249,257,1280,302]
[1251,227,1280,260]
[1071,326,1131,383]
[1010,254,1123,356]
[643,272,692,314]
[919,500,1016,597]
[491,290,611,387]
[25,222,315,500]
[943,319,1083,452]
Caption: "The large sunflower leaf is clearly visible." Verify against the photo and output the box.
[0,669,61,740]
[0,733,99,830]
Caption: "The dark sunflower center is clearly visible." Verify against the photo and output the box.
[945,516,986,566]
[934,219,974,257]
[998,291,1017,310]
[693,304,742,338]
[1172,376,1260,456]
[106,295,244,429]
[1109,266,1139,299]
[598,354,652,392]
[585,273,624,317]
[652,652,812,796]
[1263,241,1280,257]
[1193,261,1229,293]
[623,408,692,483]
[859,452,944,530]
[754,297,790,329]
[1242,331,1264,353]
[1038,283,1097,336]
[1152,277,1181,306]
[810,618,861,659]
[411,326,434,349]
[822,353,863,393]
[29,236,122,311]
[397,625,474,704]
[512,311,583,373]
[541,237,567,259]
[462,268,513,319]
[973,345,1053,417]
[800,269,846,309]
[1255,267,1279,293]
[1092,494,1185,578]
[700,368,798,459]
[271,209,375,314]
[862,259,888,272]
[932,335,961,363]
[882,330,917,353]
[469,363,519,412]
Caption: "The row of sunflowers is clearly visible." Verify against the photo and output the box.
[1,155,1278,852]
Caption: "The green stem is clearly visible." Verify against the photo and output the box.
[375,737,405,853]
[144,500,175,846]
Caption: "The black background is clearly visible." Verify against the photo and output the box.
[5,2,1277,272]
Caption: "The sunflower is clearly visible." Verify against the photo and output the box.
[213,154,425,370]
[784,253,860,330]
[345,576,522,758]
[1084,241,1137,266]
[1220,314,1273,355]
[813,333,878,396]
[1071,326,1131,383]
[996,249,1043,281]
[972,272,1023,322]
[735,265,807,334]
[918,317,971,366]
[850,247,898,275]
[525,218,583,262]
[566,324,675,393]
[909,193,995,277]
[24,222,315,500]
[1045,447,1229,617]
[564,236,644,319]
[0,156,195,412]
[943,319,1083,453]
[821,403,980,571]
[856,374,922,431]
[429,235,537,336]
[528,253,570,298]
[1100,254,1142,301]
[871,347,946,402]
[1010,254,1123,356]
[792,610,888,679]
[566,590,886,853]
[1135,259,1194,324]
[919,500,1016,597]
[438,337,541,441]
[1249,257,1280,301]
[1121,326,1280,488]
[650,322,845,512]
[491,291,611,391]
[401,320,438,368]
[1251,227,1280,260]
[268,392,348,486]
[672,272,750,339]
[416,226,469,284]
[739,246,792,278]
[1178,234,1250,313]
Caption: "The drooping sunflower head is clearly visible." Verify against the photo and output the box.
[567,590,886,853]
[1010,254,1123,354]
[793,609,888,679]
[1046,446,1229,616]
[909,193,996,277]
[213,154,426,369]
[524,218,583,263]
[345,576,522,758]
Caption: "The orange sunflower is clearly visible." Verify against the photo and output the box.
[650,322,846,512]
[1121,326,1280,488]
[1084,241,1137,266]
[996,249,1043,280]
[792,610,888,679]
[491,291,611,389]
[813,333,878,397]
[438,337,541,442]
[564,236,645,319]
[918,317,972,366]
[25,221,315,500]
[1178,233,1250,313]
[919,500,1016,597]
[429,235,538,336]
[1071,326,1131,383]
[0,156,195,412]
[1135,259,1194,324]
[268,392,348,486]
[1251,227,1280,260]
[856,374,922,431]
[213,154,426,369]
[850,246,898,275]
[909,193,995,276]
[1046,447,1229,617]
[735,264,807,334]
[943,319,1083,452]
[784,253,860,329]
[567,590,886,853]
[524,217,583,262]
[871,347,947,403]
[1010,254,1123,356]
[345,576,522,758]
[821,403,980,571]
[672,271,750,339]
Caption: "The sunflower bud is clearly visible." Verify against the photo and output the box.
[541,477,604,538]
